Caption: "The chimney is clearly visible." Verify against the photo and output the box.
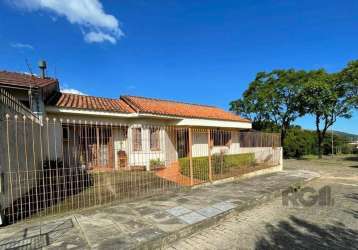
[38,60,47,78]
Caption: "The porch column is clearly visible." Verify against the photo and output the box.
[207,129,212,182]
[188,127,193,186]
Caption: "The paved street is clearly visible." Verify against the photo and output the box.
[167,156,358,250]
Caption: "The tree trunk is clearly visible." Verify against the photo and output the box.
[315,115,323,159]
[317,133,323,159]
[280,128,287,148]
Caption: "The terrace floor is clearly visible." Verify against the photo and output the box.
[155,161,204,186]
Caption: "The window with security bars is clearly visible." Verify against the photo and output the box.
[211,130,232,147]
[150,128,160,150]
[132,127,142,151]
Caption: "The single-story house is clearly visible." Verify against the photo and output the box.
[0,67,282,225]
[1,69,276,171]
[0,68,281,175]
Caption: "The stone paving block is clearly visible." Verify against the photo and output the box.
[212,201,236,212]
[178,212,206,224]
[166,206,192,217]
[143,211,175,224]
[196,206,222,218]
[130,227,165,243]
[135,206,161,216]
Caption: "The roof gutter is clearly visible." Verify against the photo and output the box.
[45,106,139,118]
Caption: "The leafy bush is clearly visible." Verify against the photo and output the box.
[179,153,255,180]
[178,156,209,180]
[223,153,255,167]
[283,128,316,158]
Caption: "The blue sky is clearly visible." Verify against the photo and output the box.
[0,0,357,134]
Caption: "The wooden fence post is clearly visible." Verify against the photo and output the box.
[208,129,212,182]
[188,127,193,186]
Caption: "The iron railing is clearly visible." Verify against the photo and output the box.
[0,114,281,225]
[0,88,39,122]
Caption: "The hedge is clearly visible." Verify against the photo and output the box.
[179,153,255,180]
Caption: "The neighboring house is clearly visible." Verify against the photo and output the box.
[0,70,58,119]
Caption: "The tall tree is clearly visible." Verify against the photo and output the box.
[230,69,306,145]
[340,60,358,108]
[300,67,357,158]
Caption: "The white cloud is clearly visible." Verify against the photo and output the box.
[61,88,87,95]
[84,31,116,44]
[22,71,38,76]
[12,0,123,44]
[11,42,34,50]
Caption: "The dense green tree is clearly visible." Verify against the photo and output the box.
[250,121,354,158]
[283,127,316,158]
[322,133,352,155]
[340,60,358,107]
[230,70,307,145]
[251,120,280,133]
[300,68,357,158]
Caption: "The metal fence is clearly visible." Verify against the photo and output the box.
[0,115,281,225]
[0,88,39,122]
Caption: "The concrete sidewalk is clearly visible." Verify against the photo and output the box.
[0,170,319,250]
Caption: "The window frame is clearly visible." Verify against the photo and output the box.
[149,127,160,151]
[132,127,142,151]
[211,130,232,147]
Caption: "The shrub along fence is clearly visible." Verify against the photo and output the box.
[0,114,281,225]
[179,150,281,182]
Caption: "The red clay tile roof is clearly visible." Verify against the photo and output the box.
[53,92,134,113]
[49,92,250,122]
[121,95,250,122]
[0,71,58,88]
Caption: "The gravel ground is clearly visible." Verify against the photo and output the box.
[166,156,358,250]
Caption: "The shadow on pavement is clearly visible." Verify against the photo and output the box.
[348,165,358,168]
[344,193,358,202]
[344,209,358,219]
[343,156,358,162]
[0,218,73,249]
[255,216,358,250]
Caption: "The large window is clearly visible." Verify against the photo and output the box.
[132,128,142,151]
[150,128,160,151]
[212,130,232,147]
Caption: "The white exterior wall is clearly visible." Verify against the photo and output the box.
[46,113,179,170]
[192,130,240,157]
[127,125,165,170]
[240,147,276,163]
[45,111,254,170]
[42,120,63,161]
